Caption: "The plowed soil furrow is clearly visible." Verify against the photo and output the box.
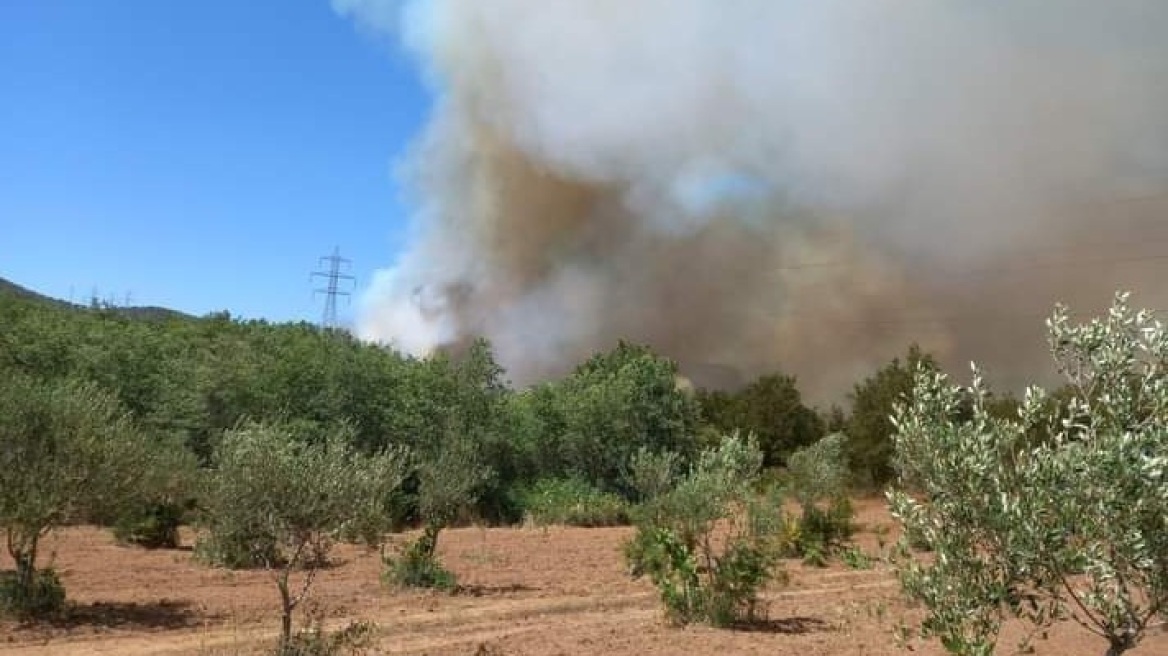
[1,592,659,655]
[3,499,1167,655]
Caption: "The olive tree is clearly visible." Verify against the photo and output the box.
[0,374,153,616]
[201,422,409,651]
[384,433,491,590]
[625,434,786,627]
[889,293,1168,656]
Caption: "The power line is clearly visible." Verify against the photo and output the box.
[311,247,355,329]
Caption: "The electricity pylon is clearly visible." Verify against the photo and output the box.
[311,247,355,329]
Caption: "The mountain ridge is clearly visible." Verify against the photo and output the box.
[0,275,193,322]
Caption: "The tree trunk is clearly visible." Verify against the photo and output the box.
[277,569,293,651]
[7,529,39,599]
[421,524,441,560]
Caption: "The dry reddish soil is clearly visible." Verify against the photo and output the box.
[1,499,1165,655]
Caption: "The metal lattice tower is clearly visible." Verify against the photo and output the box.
[311,246,355,329]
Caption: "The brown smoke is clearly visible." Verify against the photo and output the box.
[338,0,1168,401]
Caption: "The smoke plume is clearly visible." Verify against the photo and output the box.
[336,0,1168,400]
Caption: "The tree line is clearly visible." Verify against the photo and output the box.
[0,286,929,513]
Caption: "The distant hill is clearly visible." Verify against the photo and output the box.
[0,275,192,322]
[0,276,65,305]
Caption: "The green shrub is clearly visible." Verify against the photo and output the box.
[800,542,828,568]
[705,538,776,626]
[795,496,855,553]
[0,568,65,618]
[113,502,184,549]
[473,480,527,526]
[521,478,630,527]
[541,342,702,496]
[381,527,457,592]
[846,346,938,486]
[336,516,387,551]
[625,434,785,627]
[786,433,850,505]
[624,527,704,624]
[337,487,412,548]
[781,434,856,560]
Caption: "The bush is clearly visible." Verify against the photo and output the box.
[786,433,850,505]
[522,342,702,495]
[624,527,705,623]
[113,502,184,549]
[792,496,855,556]
[0,568,65,618]
[381,527,457,592]
[520,478,630,527]
[781,434,855,559]
[704,538,777,626]
[337,498,401,549]
[472,480,527,527]
[625,434,785,627]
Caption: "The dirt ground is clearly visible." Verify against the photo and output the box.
[1,499,1165,655]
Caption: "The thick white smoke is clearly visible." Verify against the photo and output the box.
[337,0,1168,398]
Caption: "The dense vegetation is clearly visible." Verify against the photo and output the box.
[4,278,1164,656]
[0,280,916,525]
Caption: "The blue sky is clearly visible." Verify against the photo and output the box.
[0,0,428,324]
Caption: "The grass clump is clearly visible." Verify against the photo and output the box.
[277,619,378,656]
